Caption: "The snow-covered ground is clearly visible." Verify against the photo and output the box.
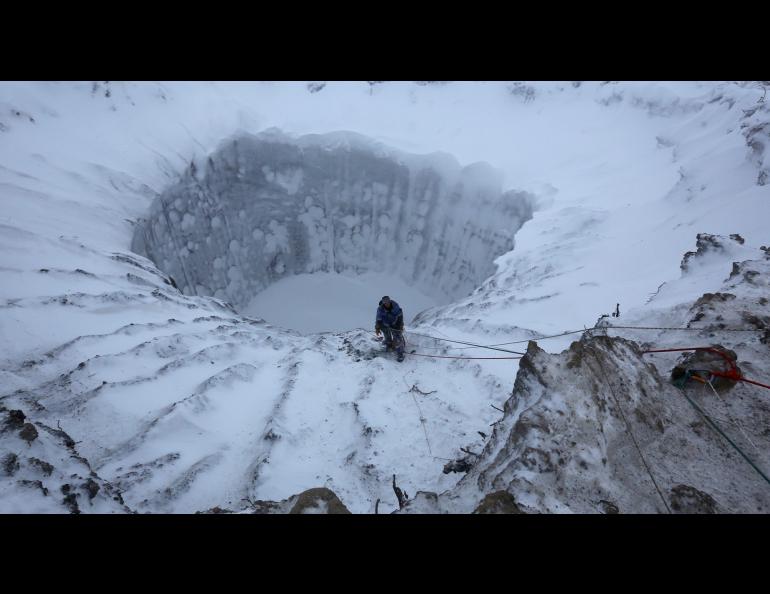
[1,81,769,513]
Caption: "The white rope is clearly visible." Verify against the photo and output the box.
[705,378,761,455]
[401,373,454,462]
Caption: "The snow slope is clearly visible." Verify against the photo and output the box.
[1,81,769,513]
[409,239,770,514]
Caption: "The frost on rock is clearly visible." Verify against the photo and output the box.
[435,328,770,514]
[132,130,534,309]
[741,99,770,185]
[680,233,750,273]
[199,486,352,514]
[0,406,131,514]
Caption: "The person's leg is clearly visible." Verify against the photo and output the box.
[382,327,394,350]
[394,330,405,356]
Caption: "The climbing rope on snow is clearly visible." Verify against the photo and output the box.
[359,328,523,361]
[676,384,770,488]
[409,353,522,361]
[400,373,454,462]
[406,331,526,356]
[479,324,759,348]
[403,324,758,353]
[704,378,760,454]
[639,347,770,488]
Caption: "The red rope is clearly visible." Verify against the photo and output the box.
[711,372,770,391]
[642,347,740,372]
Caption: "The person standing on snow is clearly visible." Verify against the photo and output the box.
[375,295,405,362]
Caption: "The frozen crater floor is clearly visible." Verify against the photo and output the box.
[242,272,440,334]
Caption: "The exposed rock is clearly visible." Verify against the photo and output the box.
[19,423,39,444]
[671,345,741,392]
[443,458,472,474]
[473,491,524,514]
[288,487,351,514]
[743,113,770,185]
[82,478,100,500]
[306,82,326,94]
[247,500,284,514]
[508,82,536,103]
[36,422,76,448]
[669,484,719,514]
[691,292,736,309]
[2,452,20,476]
[598,500,620,514]
[398,491,441,513]
[28,457,54,476]
[196,506,233,514]
[680,233,745,272]
[741,312,770,335]
[18,479,49,497]
[5,409,26,430]
[60,484,80,514]
[437,334,770,514]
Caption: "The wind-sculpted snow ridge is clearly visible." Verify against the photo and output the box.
[132,130,534,308]
[399,238,770,513]
[1,270,509,513]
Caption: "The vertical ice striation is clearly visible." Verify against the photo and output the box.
[132,129,534,310]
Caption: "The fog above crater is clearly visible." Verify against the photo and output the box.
[132,130,534,322]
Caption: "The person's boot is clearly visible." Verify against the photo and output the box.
[397,350,405,362]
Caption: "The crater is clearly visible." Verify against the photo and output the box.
[131,129,534,332]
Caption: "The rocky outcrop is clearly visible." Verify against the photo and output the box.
[199,487,352,514]
[288,487,351,514]
[0,407,131,514]
[680,233,748,273]
[439,331,770,514]
[669,484,719,513]
[472,490,524,514]
[740,99,770,185]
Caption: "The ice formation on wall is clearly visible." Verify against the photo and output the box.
[132,130,534,309]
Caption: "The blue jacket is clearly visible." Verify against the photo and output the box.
[376,300,403,330]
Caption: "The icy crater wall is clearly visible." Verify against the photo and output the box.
[131,131,534,310]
